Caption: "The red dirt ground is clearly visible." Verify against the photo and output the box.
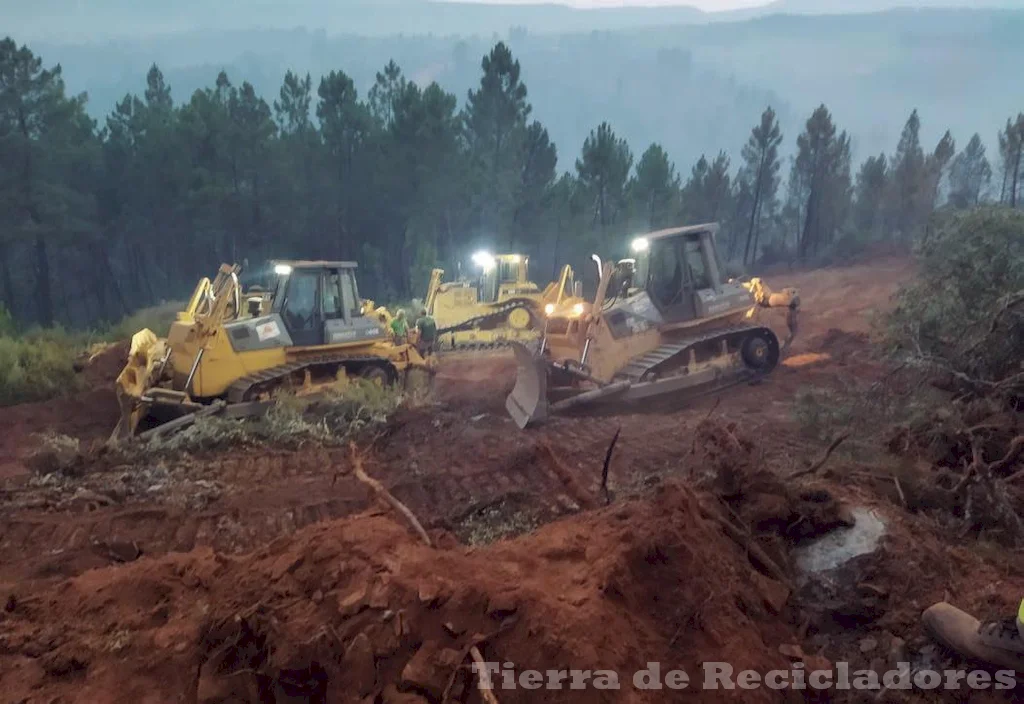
[0,258,912,584]
[3,256,1024,702]
[2,483,803,704]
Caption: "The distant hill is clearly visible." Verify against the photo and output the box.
[20,7,1024,178]
[9,0,1024,41]
[766,0,1024,12]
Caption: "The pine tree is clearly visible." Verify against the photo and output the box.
[0,39,98,325]
[630,143,679,230]
[997,114,1024,207]
[576,122,633,229]
[889,109,925,239]
[948,134,992,209]
[739,107,783,265]
[792,105,851,258]
[462,42,531,239]
[853,154,888,236]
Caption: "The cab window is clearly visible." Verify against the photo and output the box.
[498,259,518,284]
[322,270,343,320]
[341,270,362,318]
[683,238,711,290]
[282,271,319,332]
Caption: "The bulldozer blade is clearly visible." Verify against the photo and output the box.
[506,341,549,429]
[110,329,169,444]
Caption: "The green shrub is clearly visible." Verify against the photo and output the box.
[885,207,1024,394]
[102,301,183,341]
[0,331,82,406]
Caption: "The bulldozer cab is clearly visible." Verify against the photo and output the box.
[634,224,723,325]
[269,260,386,347]
[473,253,532,303]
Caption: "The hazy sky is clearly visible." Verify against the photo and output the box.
[468,0,773,9]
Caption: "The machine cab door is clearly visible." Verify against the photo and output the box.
[280,269,324,347]
[323,268,387,345]
[646,233,715,325]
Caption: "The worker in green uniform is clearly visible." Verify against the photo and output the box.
[390,309,408,344]
[415,308,437,356]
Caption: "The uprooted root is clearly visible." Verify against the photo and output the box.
[691,419,851,543]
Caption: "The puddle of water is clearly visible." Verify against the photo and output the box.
[793,507,887,574]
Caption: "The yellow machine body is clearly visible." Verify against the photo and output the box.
[506,224,801,429]
[425,255,583,350]
[113,261,432,440]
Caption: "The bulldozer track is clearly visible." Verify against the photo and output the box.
[435,297,540,337]
[435,338,539,356]
[616,324,776,382]
[226,353,395,402]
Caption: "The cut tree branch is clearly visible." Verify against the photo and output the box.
[469,646,501,704]
[348,442,431,547]
[601,427,621,505]
[787,432,851,480]
[698,502,794,591]
[991,436,1024,476]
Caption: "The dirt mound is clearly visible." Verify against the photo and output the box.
[0,342,126,480]
[76,340,131,390]
[1,483,798,703]
[0,388,119,479]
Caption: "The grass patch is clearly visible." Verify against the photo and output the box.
[0,330,83,406]
[452,496,543,546]
[0,302,183,407]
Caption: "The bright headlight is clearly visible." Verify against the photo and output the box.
[572,303,585,316]
[631,237,649,253]
[471,251,495,270]
[274,264,293,275]
[544,303,555,315]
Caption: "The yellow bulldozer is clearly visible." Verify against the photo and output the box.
[506,223,801,428]
[424,252,582,351]
[112,260,432,440]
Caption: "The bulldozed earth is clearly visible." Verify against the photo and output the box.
[2,256,1023,703]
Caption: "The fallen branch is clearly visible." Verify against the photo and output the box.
[538,443,599,510]
[469,646,501,704]
[892,475,908,509]
[698,503,794,591]
[348,442,431,547]
[906,352,1024,396]
[690,397,722,455]
[441,620,518,704]
[601,427,621,506]
[950,438,984,497]
[991,436,1024,476]
[961,289,1024,358]
[951,467,977,495]
[787,432,851,480]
